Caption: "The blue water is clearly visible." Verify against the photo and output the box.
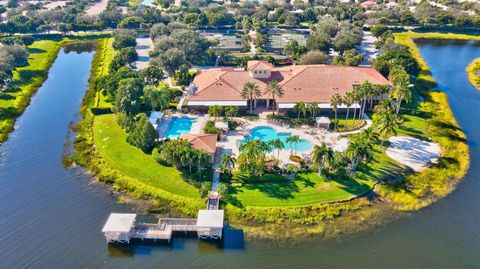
[165,117,195,139]
[243,126,313,152]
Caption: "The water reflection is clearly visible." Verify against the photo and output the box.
[106,226,245,258]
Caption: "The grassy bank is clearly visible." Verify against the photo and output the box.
[72,38,205,217]
[375,32,471,210]
[466,57,480,90]
[0,35,110,143]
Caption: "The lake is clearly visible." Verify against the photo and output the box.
[1,40,480,268]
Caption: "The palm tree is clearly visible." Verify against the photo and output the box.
[195,150,211,178]
[344,91,355,127]
[330,93,342,131]
[373,108,402,147]
[358,81,373,122]
[390,71,412,114]
[224,106,238,120]
[311,143,333,175]
[285,135,301,156]
[269,138,285,159]
[346,136,374,172]
[241,82,261,114]
[294,101,306,119]
[220,153,236,177]
[208,105,223,120]
[263,80,284,115]
[143,85,159,111]
[308,102,319,119]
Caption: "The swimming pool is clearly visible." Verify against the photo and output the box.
[165,117,195,139]
[242,126,313,152]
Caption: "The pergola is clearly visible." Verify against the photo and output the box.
[315,117,330,129]
[102,213,137,243]
[196,210,224,239]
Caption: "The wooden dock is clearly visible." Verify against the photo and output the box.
[102,193,223,243]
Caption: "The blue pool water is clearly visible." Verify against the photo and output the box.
[165,117,195,139]
[242,126,313,152]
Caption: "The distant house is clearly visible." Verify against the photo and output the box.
[186,60,391,111]
[361,0,378,9]
[180,134,218,162]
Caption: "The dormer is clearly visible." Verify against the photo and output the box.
[247,60,273,79]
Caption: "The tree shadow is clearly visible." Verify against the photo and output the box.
[0,106,18,120]
[0,93,15,100]
[28,47,46,54]
[17,69,46,83]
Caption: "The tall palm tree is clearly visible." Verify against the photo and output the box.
[286,135,301,156]
[269,138,285,159]
[390,73,412,114]
[344,91,355,127]
[294,101,306,119]
[224,106,238,120]
[330,93,342,131]
[263,80,284,115]
[308,102,319,119]
[373,108,402,147]
[311,143,333,175]
[241,82,261,114]
[358,81,373,122]
[208,105,223,119]
[220,153,236,177]
[346,135,374,172]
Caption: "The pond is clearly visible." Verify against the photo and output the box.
[1,39,480,268]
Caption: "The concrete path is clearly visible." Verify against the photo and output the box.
[85,0,109,16]
[357,31,378,66]
[134,36,153,70]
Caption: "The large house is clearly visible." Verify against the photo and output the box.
[186,60,391,112]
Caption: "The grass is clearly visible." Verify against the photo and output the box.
[94,114,199,198]
[466,57,480,90]
[228,172,375,207]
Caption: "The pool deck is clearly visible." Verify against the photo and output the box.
[217,119,324,163]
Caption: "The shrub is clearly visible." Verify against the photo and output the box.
[204,121,220,134]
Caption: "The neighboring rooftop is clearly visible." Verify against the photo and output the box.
[180,134,218,154]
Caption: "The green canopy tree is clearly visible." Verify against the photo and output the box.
[126,114,159,153]
[115,78,144,116]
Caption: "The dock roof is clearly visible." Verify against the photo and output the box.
[102,213,137,233]
[196,210,224,228]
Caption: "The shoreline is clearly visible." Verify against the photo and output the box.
[466,57,480,91]
[0,34,111,144]
[69,31,472,240]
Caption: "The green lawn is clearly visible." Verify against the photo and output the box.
[227,171,374,207]
[94,113,200,198]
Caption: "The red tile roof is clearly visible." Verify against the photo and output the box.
[180,134,217,154]
[188,61,391,104]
